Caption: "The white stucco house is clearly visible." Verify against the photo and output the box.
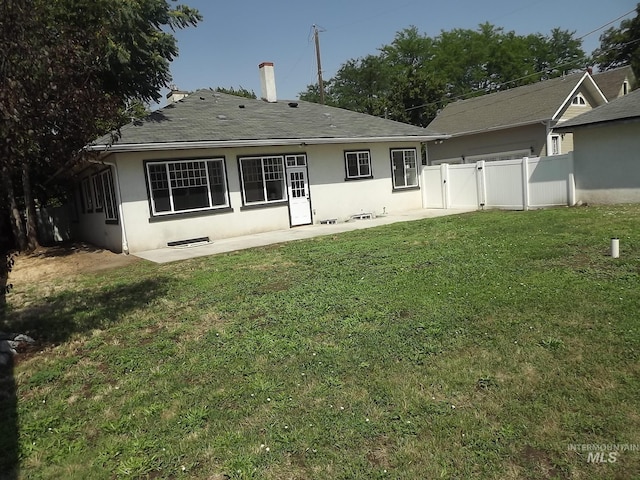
[554,87,640,204]
[76,63,446,254]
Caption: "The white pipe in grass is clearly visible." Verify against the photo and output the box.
[611,238,620,259]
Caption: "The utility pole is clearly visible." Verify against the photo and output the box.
[313,25,325,105]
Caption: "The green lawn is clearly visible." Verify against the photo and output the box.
[2,205,640,479]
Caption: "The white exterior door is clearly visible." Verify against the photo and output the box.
[286,155,312,226]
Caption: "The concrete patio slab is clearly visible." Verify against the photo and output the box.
[134,208,475,264]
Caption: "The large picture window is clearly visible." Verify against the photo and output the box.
[391,149,418,189]
[239,156,286,205]
[146,158,229,216]
[344,150,372,180]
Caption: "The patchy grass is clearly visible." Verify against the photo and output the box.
[2,204,640,479]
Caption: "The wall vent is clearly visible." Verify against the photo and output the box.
[167,236,210,248]
[351,213,373,220]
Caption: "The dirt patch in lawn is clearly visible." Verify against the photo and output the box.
[7,243,139,285]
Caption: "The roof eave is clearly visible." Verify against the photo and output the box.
[555,115,640,132]
[86,135,449,153]
[443,118,549,138]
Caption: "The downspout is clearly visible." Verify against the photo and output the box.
[545,120,553,156]
[421,142,427,209]
[89,158,129,254]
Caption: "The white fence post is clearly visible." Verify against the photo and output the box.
[522,157,530,210]
[440,163,450,208]
[476,160,486,208]
[567,152,576,206]
[568,172,576,206]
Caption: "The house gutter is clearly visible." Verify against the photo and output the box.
[545,120,554,156]
[443,118,550,138]
[87,135,448,153]
[88,158,129,255]
[554,115,640,133]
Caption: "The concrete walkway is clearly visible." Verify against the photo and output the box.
[134,208,475,264]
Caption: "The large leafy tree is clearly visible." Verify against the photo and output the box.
[326,55,392,117]
[215,86,257,99]
[593,3,640,77]
[379,28,445,125]
[300,23,587,126]
[301,28,446,126]
[0,0,201,252]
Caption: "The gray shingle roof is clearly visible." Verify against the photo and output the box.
[93,90,443,150]
[555,87,640,130]
[592,65,636,101]
[428,72,599,136]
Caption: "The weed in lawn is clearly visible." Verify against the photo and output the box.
[538,337,565,351]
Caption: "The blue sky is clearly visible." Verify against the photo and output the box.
[164,0,637,104]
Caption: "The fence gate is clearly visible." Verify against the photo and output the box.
[422,154,575,210]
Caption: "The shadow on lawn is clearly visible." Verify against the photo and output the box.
[0,276,172,479]
[0,360,18,480]
[24,241,107,259]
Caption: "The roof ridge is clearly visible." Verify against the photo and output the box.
[446,72,585,107]
[90,86,445,149]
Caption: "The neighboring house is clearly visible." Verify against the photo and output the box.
[77,63,445,254]
[591,65,637,101]
[554,88,640,204]
[426,72,608,165]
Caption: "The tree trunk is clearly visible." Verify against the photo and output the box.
[0,263,6,311]
[2,166,28,252]
[0,253,13,312]
[22,163,40,251]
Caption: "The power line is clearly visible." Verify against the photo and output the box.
[576,8,636,41]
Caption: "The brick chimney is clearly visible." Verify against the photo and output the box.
[259,62,277,103]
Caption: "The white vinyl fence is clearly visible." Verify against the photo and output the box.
[423,154,575,210]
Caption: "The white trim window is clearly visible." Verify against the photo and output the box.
[286,154,306,167]
[239,156,286,205]
[146,158,229,216]
[572,93,587,106]
[81,177,93,212]
[391,148,418,189]
[551,135,561,155]
[92,174,104,211]
[344,150,372,179]
[100,168,118,222]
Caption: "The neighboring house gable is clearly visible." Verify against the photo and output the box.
[555,87,640,130]
[554,88,640,204]
[427,72,608,165]
[592,65,637,101]
[80,85,445,254]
